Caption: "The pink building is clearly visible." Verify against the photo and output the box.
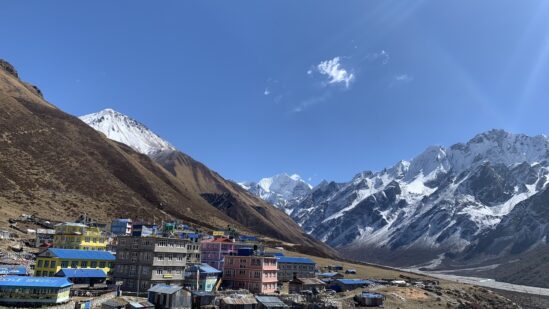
[222,255,278,294]
[201,238,258,270]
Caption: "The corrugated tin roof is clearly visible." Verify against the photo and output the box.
[255,296,287,307]
[336,279,373,285]
[47,248,115,260]
[148,284,182,294]
[361,292,384,299]
[187,263,221,274]
[56,268,107,278]
[221,296,257,305]
[0,276,72,288]
[276,257,315,264]
[295,278,326,285]
[318,272,339,277]
[0,265,28,275]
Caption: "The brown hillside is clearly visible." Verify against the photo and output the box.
[0,59,337,258]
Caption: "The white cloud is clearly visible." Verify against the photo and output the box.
[264,88,271,96]
[315,57,355,88]
[394,73,413,83]
[292,92,331,113]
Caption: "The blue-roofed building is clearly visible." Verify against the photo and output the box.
[55,268,107,286]
[35,248,115,277]
[184,263,221,292]
[132,224,158,237]
[0,265,28,276]
[332,279,373,292]
[357,292,385,307]
[276,256,316,282]
[0,276,72,305]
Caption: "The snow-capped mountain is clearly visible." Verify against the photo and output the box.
[79,108,175,156]
[239,173,313,214]
[280,130,549,268]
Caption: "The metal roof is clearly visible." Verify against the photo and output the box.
[255,296,287,308]
[318,272,340,277]
[336,279,373,285]
[294,278,326,285]
[0,265,28,275]
[187,263,221,274]
[0,276,72,288]
[148,284,182,294]
[276,257,315,264]
[46,248,115,260]
[221,296,257,305]
[361,292,384,299]
[56,268,107,278]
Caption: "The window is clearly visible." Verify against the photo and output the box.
[36,270,42,276]
[37,260,43,268]
[71,261,78,268]
[81,261,88,268]
[99,262,106,268]
[239,270,246,275]
[61,261,69,268]
[44,260,50,268]
[51,261,56,268]
[91,261,97,268]
[49,271,54,276]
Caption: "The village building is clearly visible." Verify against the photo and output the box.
[355,292,385,307]
[131,224,158,237]
[53,222,108,251]
[147,284,192,309]
[111,219,133,236]
[54,268,107,287]
[191,290,216,308]
[275,256,316,282]
[113,236,198,292]
[0,276,72,306]
[331,279,373,292]
[34,248,115,277]
[200,237,262,270]
[222,249,278,294]
[184,263,221,292]
[288,277,326,294]
[0,230,11,239]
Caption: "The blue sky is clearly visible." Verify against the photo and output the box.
[2,1,549,184]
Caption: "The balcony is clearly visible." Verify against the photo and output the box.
[154,244,187,253]
[152,259,186,267]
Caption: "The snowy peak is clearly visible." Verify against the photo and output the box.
[239,173,313,212]
[79,108,176,156]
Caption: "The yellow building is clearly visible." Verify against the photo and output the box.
[53,222,108,251]
[34,248,114,277]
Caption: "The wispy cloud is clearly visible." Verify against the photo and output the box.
[264,88,271,96]
[315,57,355,88]
[293,92,331,113]
[366,50,390,64]
[394,73,413,83]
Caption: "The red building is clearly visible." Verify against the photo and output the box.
[222,251,278,294]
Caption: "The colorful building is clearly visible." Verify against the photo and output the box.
[201,238,262,270]
[34,248,115,277]
[53,222,107,250]
[0,276,72,306]
[111,219,133,236]
[276,256,316,282]
[222,250,278,294]
[184,263,221,292]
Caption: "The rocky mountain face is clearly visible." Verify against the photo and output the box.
[80,109,175,156]
[0,59,336,258]
[238,174,312,214]
[249,130,549,273]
